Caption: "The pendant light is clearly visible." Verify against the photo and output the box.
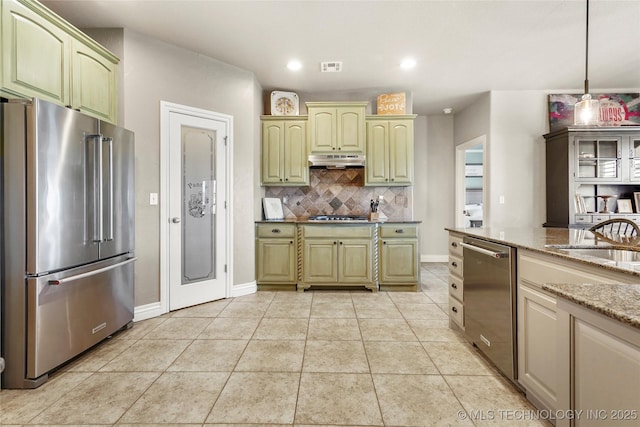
[574,0,600,126]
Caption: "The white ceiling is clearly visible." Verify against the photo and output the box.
[42,0,640,115]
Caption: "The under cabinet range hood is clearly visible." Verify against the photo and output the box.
[308,154,365,169]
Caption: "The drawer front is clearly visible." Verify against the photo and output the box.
[449,233,463,256]
[256,223,296,238]
[302,225,373,239]
[449,274,463,301]
[448,255,463,277]
[449,296,464,327]
[574,214,592,224]
[379,225,418,238]
[592,214,610,222]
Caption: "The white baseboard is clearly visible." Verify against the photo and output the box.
[232,280,257,297]
[133,281,257,322]
[133,301,165,322]
[421,254,448,263]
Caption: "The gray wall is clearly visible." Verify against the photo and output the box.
[94,29,262,306]
[488,91,549,228]
[452,91,548,235]
[418,115,454,260]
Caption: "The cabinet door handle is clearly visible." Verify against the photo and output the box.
[395,229,405,234]
[290,240,293,244]
[285,178,289,181]
[334,241,337,245]
[272,229,281,233]
[451,261,457,268]
[451,242,458,248]
[339,241,343,245]
[383,241,387,245]
[451,306,458,313]
[451,283,458,289]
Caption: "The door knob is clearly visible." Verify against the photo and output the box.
[171,217,181,223]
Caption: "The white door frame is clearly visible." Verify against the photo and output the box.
[159,101,234,314]
[455,135,487,228]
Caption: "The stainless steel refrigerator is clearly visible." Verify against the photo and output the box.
[1,98,135,389]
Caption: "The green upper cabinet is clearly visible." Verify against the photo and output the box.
[71,39,117,122]
[1,0,70,105]
[261,116,309,186]
[365,115,416,186]
[1,0,119,123]
[307,102,367,154]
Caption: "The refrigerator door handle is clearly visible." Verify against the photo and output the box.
[87,134,104,242]
[48,257,137,285]
[104,136,114,241]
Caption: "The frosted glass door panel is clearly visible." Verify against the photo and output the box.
[182,126,216,285]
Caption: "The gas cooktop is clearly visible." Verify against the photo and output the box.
[308,214,369,222]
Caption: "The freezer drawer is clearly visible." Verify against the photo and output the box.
[26,256,135,379]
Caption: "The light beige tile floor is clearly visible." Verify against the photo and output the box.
[0,263,551,426]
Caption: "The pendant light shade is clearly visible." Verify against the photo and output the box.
[575,93,600,126]
[574,0,600,126]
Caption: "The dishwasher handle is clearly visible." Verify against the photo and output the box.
[459,242,508,259]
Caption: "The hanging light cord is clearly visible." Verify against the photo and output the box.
[584,0,590,94]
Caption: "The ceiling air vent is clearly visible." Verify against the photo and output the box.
[320,61,342,72]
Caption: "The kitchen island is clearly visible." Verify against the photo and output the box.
[446,226,640,427]
[256,220,421,292]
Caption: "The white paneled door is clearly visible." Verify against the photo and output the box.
[164,104,230,311]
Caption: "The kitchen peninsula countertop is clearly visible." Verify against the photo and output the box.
[542,282,640,329]
[256,219,422,224]
[446,226,640,330]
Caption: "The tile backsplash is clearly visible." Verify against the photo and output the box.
[264,168,412,220]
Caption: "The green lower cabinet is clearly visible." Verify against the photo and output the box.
[302,239,338,283]
[256,223,419,292]
[338,239,372,283]
[299,224,376,291]
[256,224,297,290]
[378,225,419,291]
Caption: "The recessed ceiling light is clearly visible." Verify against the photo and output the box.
[400,58,416,69]
[443,108,453,115]
[287,60,302,71]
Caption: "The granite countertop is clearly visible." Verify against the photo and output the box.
[542,283,640,329]
[257,219,422,224]
[446,226,640,330]
[445,226,640,277]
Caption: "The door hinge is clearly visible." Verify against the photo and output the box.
[224,136,228,146]
[224,264,227,273]
[224,201,227,209]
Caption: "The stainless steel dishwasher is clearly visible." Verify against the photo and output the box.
[460,236,517,383]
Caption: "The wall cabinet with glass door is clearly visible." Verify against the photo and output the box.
[365,115,416,186]
[575,135,622,182]
[1,0,119,123]
[544,126,640,227]
[261,116,308,186]
[306,102,367,154]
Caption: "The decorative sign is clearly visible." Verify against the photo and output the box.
[548,93,640,132]
[377,92,406,115]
